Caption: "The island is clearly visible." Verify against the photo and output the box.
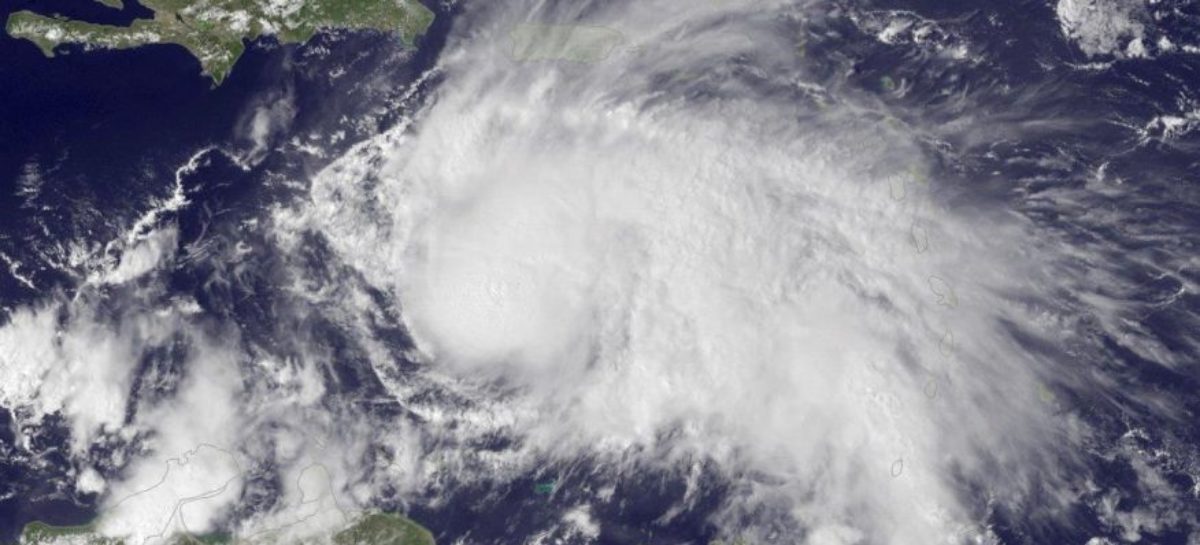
[4,0,435,85]
[16,512,434,545]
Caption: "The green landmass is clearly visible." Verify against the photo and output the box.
[332,513,434,545]
[4,0,434,85]
[532,480,556,495]
[173,533,234,545]
[15,512,434,545]
[708,539,752,545]
[18,521,120,545]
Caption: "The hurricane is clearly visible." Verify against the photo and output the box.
[2,0,1199,544]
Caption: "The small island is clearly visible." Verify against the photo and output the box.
[332,513,434,545]
[18,521,121,545]
[4,0,435,84]
[17,512,434,544]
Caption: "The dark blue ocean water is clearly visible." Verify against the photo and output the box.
[0,0,453,539]
[2,0,1200,543]
[0,0,452,308]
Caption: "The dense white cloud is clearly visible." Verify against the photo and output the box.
[297,0,1095,542]
[98,338,246,542]
[0,298,182,455]
[5,1,1194,543]
[1055,0,1200,61]
[1056,0,1147,58]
